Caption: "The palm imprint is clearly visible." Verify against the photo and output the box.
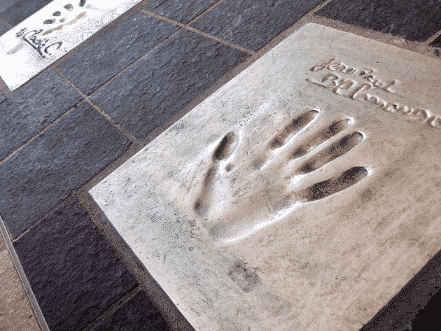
[190,108,369,245]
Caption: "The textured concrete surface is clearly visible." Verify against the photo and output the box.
[0,101,132,239]
[95,291,171,331]
[12,198,138,331]
[0,249,40,331]
[190,0,324,51]
[315,0,441,42]
[0,0,51,27]
[89,28,249,140]
[141,0,218,25]
[57,10,180,96]
[89,23,441,331]
[0,69,82,161]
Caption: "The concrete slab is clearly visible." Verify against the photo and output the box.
[0,0,143,91]
[0,250,40,331]
[89,23,441,331]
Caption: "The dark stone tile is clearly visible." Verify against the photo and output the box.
[190,0,324,51]
[0,91,5,104]
[429,34,441,48]
[0,18,10,36]
[315,0,441,42]
[0,0,52,27]
[141,0,219,25]
[90,28,249,140]
[413,289,441,330]
[0,69,82,161]
[95,291,171,331]
[0,101,132,239]
[57,11,180,96]
[13,198,138,331]
[0,0,20,13]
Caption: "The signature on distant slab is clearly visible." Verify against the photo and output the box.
[15,27,62,58]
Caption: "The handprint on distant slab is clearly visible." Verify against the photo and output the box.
[186,108,370,246]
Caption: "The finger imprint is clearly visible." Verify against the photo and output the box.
[270,109,319,149]
[299,132,364,173]
[213,132,235,161]
[301,166,369,201]
[290,118,351,159]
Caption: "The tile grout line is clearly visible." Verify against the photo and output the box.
[81,286,142,331]
[0,215,50,331]
[52,67,141,146]
[425,29,441,45]
[138,8,255,55]
[0,16,11,28]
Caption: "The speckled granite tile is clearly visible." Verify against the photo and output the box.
[89,28,249,140]
[0,69,82,161]
[13,198,138,331]
[57,10,180,96]
[141,0,219,25]
[0,100,132,239]
[95,291,171,331]
[0,0,51,27]
[315,0,441,42]
[190,0,324,51]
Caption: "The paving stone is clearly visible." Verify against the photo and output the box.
[0,69,82,161]
[0,0,21,14]
[89,23,441,331]
[141,0,219,25]
[0,0,52,27]
[189,0,324,51]
[57,10,180,96]
[0,101,132,239]
[12,198,138,331]
[95,291,171,331]
[0,250,41,331]
[315,0,441,42]
[90,28,249,140]
[0,19,9,36]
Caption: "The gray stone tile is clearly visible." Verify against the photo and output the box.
[0,101,132,239]
[0,0,20,14]
[315,0,441,42]
[90,28,249,140]
[0,0,52,27]
[0,69,82,161]
[190,0,324,51]
[57,10,180,96]
[141,0,219,25]
[0,18,9,36]
[12,198,138,331]
[95,291,171,331]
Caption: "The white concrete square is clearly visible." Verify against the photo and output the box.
[89,23,441,331]
[0,0,143,91]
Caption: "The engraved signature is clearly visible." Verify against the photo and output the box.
[15,27,62,59]
[307,58,441,130]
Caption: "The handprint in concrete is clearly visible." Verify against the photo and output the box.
[190,108,370,245]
